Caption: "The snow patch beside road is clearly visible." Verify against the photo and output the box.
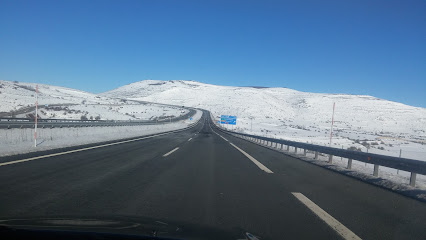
[0,110,202,157]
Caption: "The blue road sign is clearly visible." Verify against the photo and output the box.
[190,117,193,120]
[220,115,237,125]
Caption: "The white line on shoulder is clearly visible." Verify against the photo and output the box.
[229,142,273,173]
[292,192,361,240]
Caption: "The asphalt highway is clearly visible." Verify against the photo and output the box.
[0,111,425,239]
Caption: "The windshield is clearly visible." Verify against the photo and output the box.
[0,1,425,240]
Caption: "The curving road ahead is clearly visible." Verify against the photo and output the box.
[0,111,425,239]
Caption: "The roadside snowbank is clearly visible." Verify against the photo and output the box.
[0,110,201,157]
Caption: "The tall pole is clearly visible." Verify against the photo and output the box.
[329,102,335,146]
[34,85,38,147]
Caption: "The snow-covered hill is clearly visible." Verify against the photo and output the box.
[0,80,188,121]
[102,80,426,160]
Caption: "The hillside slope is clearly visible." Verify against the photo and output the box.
[0,80,188,121]
[102,80,426,160]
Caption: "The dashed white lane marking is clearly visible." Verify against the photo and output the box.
[163,147,180,157]
[292,192,362,240]
[0,120,203,167]
[188,138,192,142]
[229,142,273,173]
[0,132,175,167]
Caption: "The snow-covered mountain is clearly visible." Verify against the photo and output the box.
[102,80,426,160]
[0,80,188,121]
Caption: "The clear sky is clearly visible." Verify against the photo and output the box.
[1,0,425,107]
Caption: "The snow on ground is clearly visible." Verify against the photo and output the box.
[214,121,426,190]
[103,79,426,189]
[0,80,118,112]
[0,110,202,157]
[102,80,426,161]
[17,104,188,121]
[0,80,188,120]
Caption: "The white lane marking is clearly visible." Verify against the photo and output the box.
[188,138,192,142]
[292,192,361,240]
[229,142,273,173]
[217,134,229,142]
[0,123,200,167]
[208,119,272,173]
[163,147,180,157]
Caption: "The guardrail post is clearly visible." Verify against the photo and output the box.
[314,151,318,160]
[294,147,297,153]
[303,149,307,156]
[286,145,290,151]
[373,164,379,177]
[328,155,333,163]
[347,159,352,169]
[410,173,417,187]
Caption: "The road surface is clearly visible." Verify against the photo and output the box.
[0,111,425,239]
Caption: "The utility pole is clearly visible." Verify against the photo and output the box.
[34,85,38,147]
[329,102,335,146]
[397,149,402,174]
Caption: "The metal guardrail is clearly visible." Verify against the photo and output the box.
[210,116,425,187]
[0,109,196,129]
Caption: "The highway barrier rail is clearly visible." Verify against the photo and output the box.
[210,115,425,187]
[0,109,196,129]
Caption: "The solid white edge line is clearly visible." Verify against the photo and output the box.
[0,115,203,167]
[291,192,362,240]
[163,147,179,157]
[229,142,273,173]
[208,118,272,173]
[218,134,229,142]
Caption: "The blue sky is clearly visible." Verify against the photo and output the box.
[1,0,425,107]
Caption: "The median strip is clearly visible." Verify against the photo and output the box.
[292,192,361,240]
